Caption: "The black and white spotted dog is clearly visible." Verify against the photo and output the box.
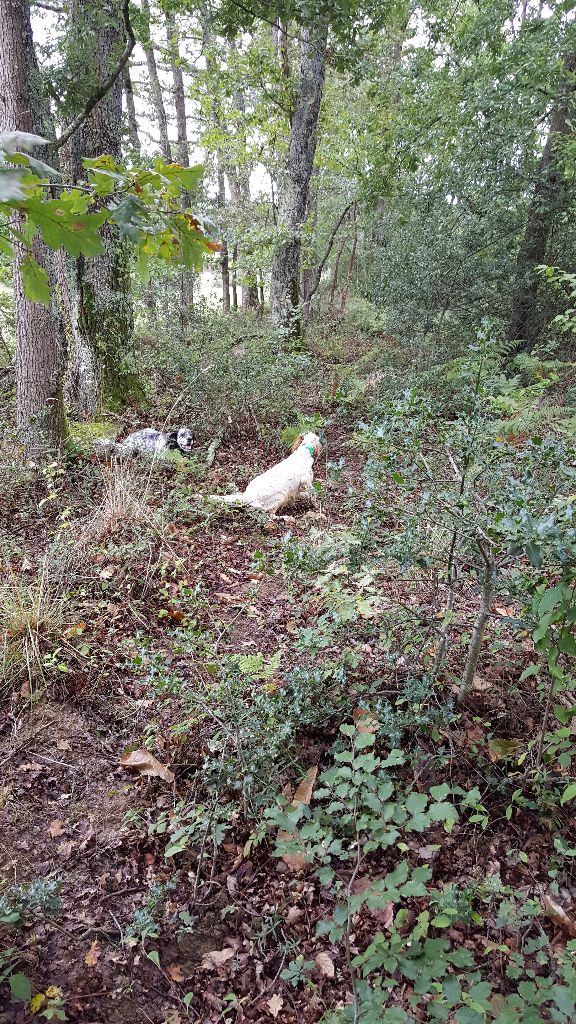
[96,426,195,457]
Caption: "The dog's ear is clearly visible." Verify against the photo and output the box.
[290,433,305,453]
[167,430,179,449]
[311,437,322,458]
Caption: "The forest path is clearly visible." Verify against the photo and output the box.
[0,412,369,1024]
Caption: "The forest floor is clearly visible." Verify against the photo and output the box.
[0,354,575,1024]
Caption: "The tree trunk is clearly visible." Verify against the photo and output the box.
[141,0,172,161]
[459,553,496,703]
[165,10,189,167]
[507,49,576,351]
[218,165,231,313]
[339,209,358,316]
[165,10,194,326]
[67,0,135,414]
[231,245,238,309]
[329,234,346,311]
[0,0,68,453]
[123,63,141,156]
[270,19,329,338]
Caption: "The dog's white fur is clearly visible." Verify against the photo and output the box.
[210,432,322,516]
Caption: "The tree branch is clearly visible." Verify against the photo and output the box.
[304,201,354,305]
[48,0,135,152]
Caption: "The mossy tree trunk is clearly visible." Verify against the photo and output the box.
[269,19,328,341]
[65,0,136,415]
[507,49,576,351]
[0,0,68,454]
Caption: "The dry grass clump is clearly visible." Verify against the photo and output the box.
[0,562,66,696]
[78,457,162,545]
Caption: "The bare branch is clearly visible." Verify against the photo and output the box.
[48,0,135,151]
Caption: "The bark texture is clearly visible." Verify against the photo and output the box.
[0,0,67,452]
[508,49,576,350]
[165,10,189,167]
[66,0,135,414]
[141,0,172,161]
[270,20,329,338]
[123,63,141,156]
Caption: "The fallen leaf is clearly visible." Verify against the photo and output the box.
[488,738,523,762]
[353,708,378,734]
[84,940,101,967]
[200,947,236,970]
[542,893,576,937]
[315,951,335,978]
[49,819,65,838]
[56,739,71,751]
[267,993,284,1018]
[99,565,115,578]
[279,766,318,871]
[120,749,175,784]
[58,841,74,860]
[167,964,185,982]
[293,765,318,806]
[286,906,304,925]
[471,674,491,693]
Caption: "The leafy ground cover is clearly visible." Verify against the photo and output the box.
[1,328,576,1024]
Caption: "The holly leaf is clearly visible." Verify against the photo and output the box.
[21,255,50,304]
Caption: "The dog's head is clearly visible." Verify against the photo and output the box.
[290,431,322,459]
[168,427,195,454]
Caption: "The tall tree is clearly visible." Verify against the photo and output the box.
[269,19,329,337]
[507,46,576,350]
[141,0,172,161]
[66,0,135,414]
[0,0,67,452]
[165,9,189,167]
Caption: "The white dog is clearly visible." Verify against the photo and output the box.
[210,432,322,516]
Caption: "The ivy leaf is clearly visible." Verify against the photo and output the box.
[21,255,50,304]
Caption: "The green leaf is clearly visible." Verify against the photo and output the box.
[561,784,576,806]
[21,255,50,304]
[9,973,31,1002]
[519,663,540,682]
[525,542,541,568]
[109,194,151,241]
[147,950,161,967]
[430,784,450,801]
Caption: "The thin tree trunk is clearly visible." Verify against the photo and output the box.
[0,0,67,452]
[329,234,346,311]
[141,0,172,161]
[339,210,358,316]
[270,19,329,338]
[165,10,188,167]
[459,547,496,703]
[258,270,265,312]
[165,10,194,325]
[217,165,230,313]
[123,63,141,156]
[507,49,576,350]
[231,245,238,309]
